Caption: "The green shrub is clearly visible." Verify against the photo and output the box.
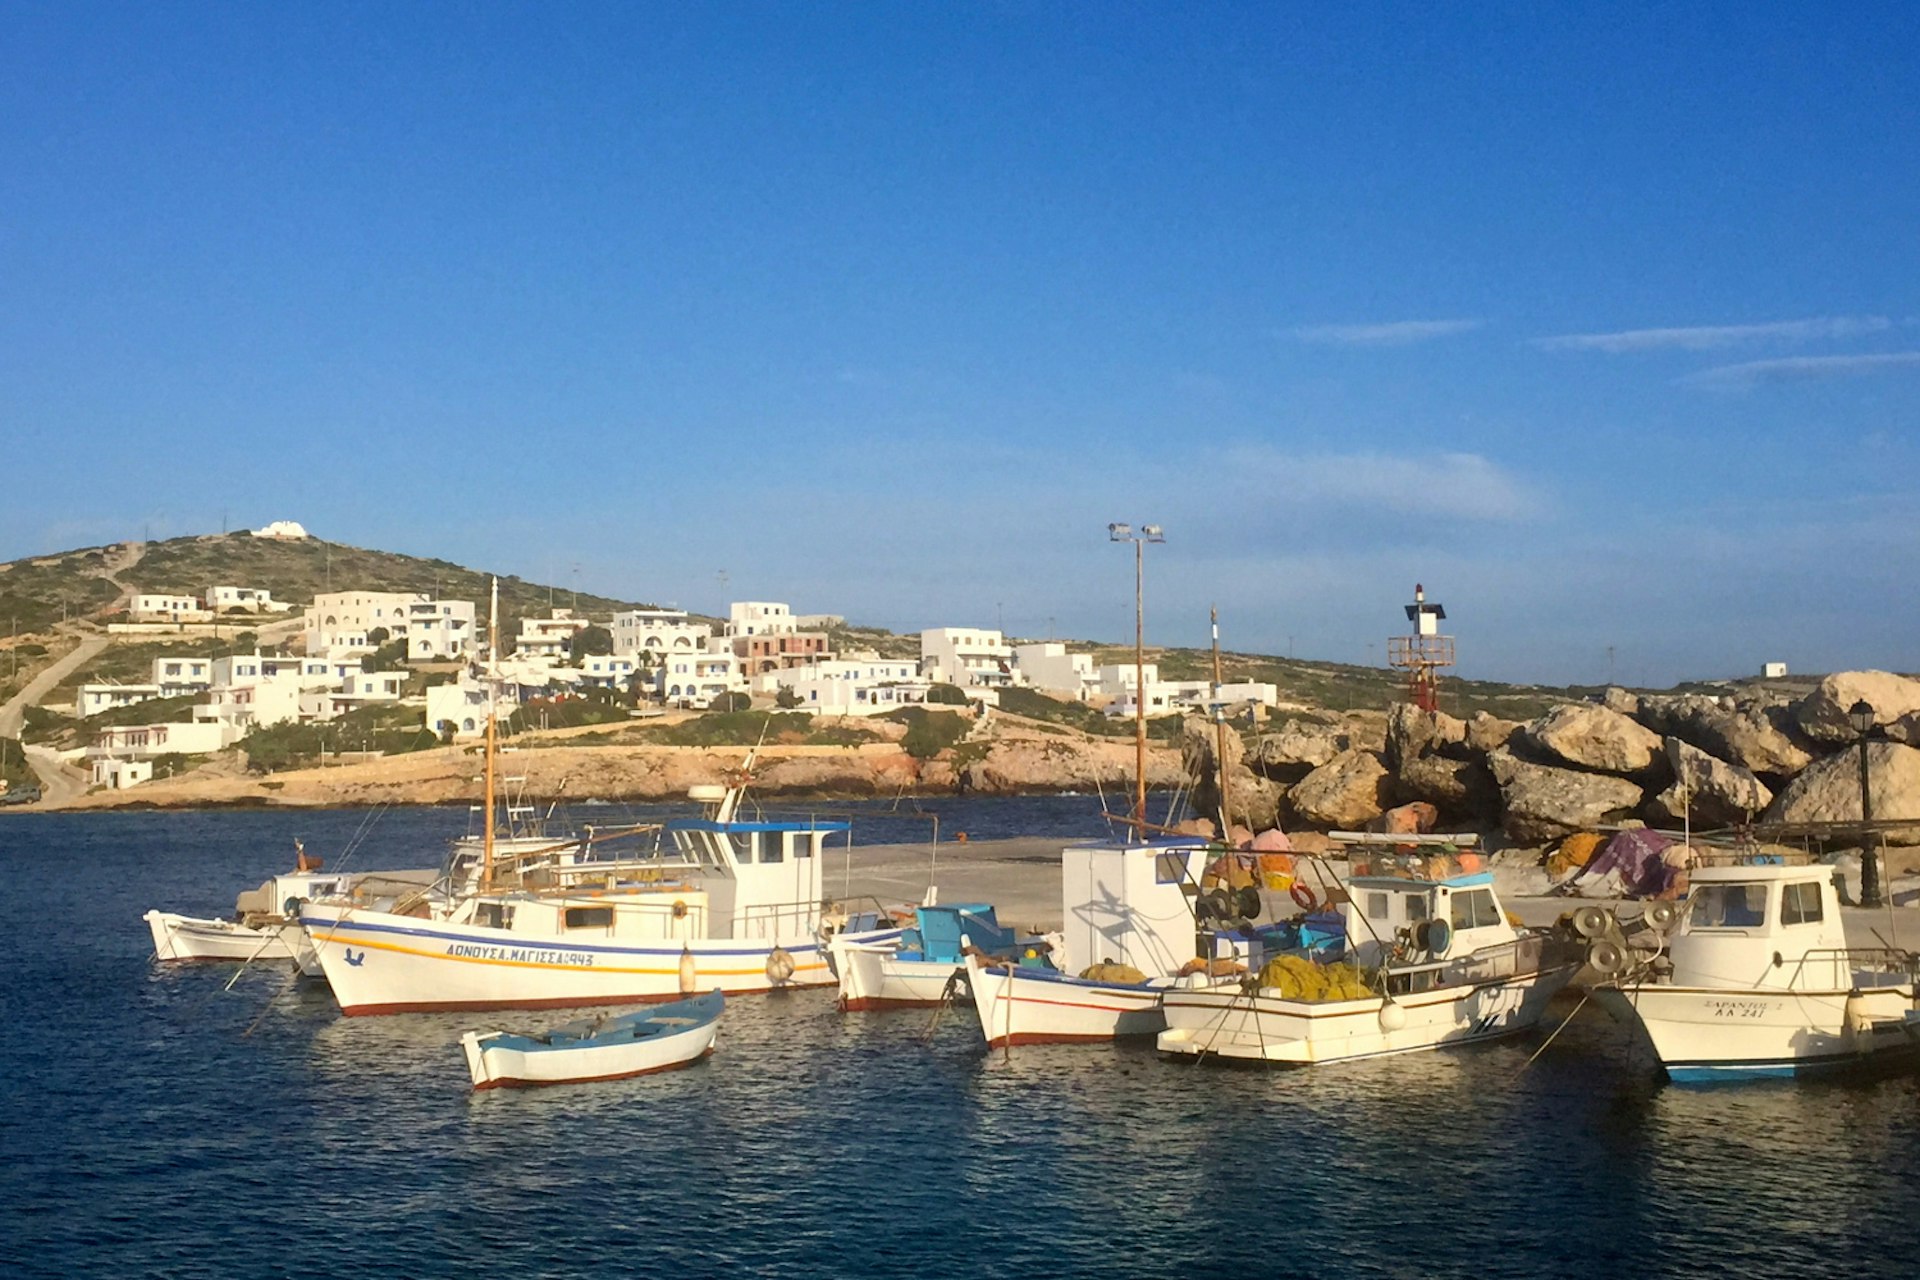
[926,682,970,706]
[892,707,969,759]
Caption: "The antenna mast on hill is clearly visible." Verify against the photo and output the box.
[1388,583,1454,713]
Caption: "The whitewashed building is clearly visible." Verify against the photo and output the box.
[921,627,1014,688]
[426,679,498,739]
[729,602,798,636]
[613,608,711,657]
[88,720,234,778]
[515,609,591,660]
[764,657,933,717]
[661,652,745,708]
[578,654,641,690]
[1012,642,1095,698]
[205,585,292,614]
[153,656,214,695]
[305,591,477,660]
[76,682,165,718]
[131,594,210,623]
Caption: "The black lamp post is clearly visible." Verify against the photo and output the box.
[1849,699,1883,909]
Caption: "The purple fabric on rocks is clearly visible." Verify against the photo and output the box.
[1580,829,1677,898]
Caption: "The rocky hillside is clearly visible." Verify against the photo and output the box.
[1186,669,1920,848]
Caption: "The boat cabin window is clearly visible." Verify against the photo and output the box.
[476,902,514,929]
[564,906,614,930]
[789,832,812,859]
[1403,894,1429,924]
[1367,892,1390,920]
[1780,881,1824,927]
[1689,883,1767,929]
[1450,889,1501,930]
[759,834,784,865]
[1156,853,1189,884]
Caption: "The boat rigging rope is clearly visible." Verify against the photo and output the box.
[1520,990,1589,1072]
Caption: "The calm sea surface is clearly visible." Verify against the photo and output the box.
[4,801,1919,1279]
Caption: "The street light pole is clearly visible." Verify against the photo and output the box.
[1109,522,1164,832]
[1849,699,1882,908]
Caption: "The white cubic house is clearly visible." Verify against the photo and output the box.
[612,608,712,657]
[305,591,476,660]
[516,609,592,661]
[921,627,1014,689]
[131,594,210,623]
[763,657,932,716]
[205,585,293,614]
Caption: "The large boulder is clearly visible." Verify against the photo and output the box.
[1646,738,1773,828]
[1637,694,1813,778]
[1764,741,1920,842]
[1466,711,1520,755]
[1393,753,1499,816]
[1385,702,1467,766]
[1796,671,1920,744]
[1524,703,1664,776]
[1253,721,1345,776]
[1888,712,1920,746]
[1489,747,1645,843]
[1288,749,1390,829]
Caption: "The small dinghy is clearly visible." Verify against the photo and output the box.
[460,990,723,1090]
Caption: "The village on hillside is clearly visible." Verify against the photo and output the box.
[11,521,1286,794]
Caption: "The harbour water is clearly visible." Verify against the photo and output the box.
[4,803,1919,1278]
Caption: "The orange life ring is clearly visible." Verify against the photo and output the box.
[1290,882,1319,911]
[672,899,689,919]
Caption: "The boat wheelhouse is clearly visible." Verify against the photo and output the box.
[1158,835,1581,1065]
[1589,855,1918,1082]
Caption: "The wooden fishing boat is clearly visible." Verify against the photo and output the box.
[461,990,723,1090]
[1588,854,1919,1082]
[1159,835,1581,1066]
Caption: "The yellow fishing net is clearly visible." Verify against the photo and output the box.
[1079,962,1149,984]
[1256,955,1372,1002]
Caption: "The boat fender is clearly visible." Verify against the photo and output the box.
[1844,990,1873,1040]
[678,947,698,994]
[1378,1000,1407,1032]
[672,899,689,919]
[765,947,797,985]
[1289,882,1318,911]
[284,896,306,919]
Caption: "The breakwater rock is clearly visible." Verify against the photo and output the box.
[1190,670,1920,846]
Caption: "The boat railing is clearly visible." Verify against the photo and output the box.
[733,896,826,941]
[1687,849,1822,868]
[1348,847,1491,882]
[1782,947,1918,992]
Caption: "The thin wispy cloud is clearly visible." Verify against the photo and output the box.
[1535,315,1890,353]
[1684,351,1920,389]
[1290,319,1483,346]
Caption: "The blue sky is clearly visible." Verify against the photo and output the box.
[3,5,1917,686]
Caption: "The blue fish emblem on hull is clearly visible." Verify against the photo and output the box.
[344,948,365,967]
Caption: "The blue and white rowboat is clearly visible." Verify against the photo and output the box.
[461,990,723,1090]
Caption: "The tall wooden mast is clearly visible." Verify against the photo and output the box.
[482,576,498,892]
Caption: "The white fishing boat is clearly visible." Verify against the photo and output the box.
[461,989,723,1089]
[1158,835,1581,1066]
[831,897,1044,1011]
[144,845,366,970]
[1588,854,1919,1082]
[963,835,1332,1047]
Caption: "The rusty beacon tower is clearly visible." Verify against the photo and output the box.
[1388,583,1453,713]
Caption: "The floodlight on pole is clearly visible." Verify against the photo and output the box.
[1109,521,1165,831]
